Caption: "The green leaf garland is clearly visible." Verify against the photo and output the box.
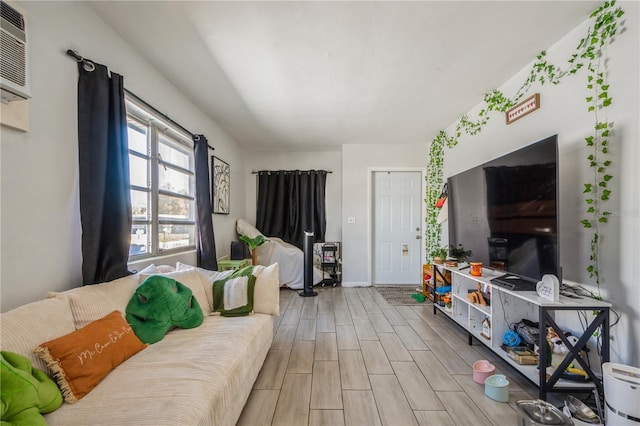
[425,1,625,292]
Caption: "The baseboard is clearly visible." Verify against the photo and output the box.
[341,282,371,288]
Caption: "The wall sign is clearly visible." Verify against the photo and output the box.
[506,93,540,124]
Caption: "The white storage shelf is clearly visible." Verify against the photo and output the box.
[430,264,612,400]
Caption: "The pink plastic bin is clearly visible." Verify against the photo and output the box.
[472,360,496,384]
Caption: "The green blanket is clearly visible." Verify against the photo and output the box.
[212,266,257,317]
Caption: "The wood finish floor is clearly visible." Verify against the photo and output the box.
[238,287,538,426]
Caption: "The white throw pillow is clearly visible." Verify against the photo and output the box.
[0,297,76,376]
[46,275,139,329]
[175,262,232,312]
[136,264,159,275]
[251,263,280,316]
[139,268,210,316]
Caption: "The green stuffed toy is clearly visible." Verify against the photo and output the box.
[1,351,63,425]
[126,275,204,344]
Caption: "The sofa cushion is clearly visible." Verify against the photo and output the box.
[43,314,273,426]
[176,262,232,312]
[0,297,76,376]
[33,311,147,403]
[251,263,280,316]
[46,275,139,329]
[140,269,209,317]
[176,262,279,316]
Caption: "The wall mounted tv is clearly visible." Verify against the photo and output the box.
[447,134,559,288]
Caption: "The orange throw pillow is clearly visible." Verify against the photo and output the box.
[33,310,147,403]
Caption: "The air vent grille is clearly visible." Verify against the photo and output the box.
[0,1,24,31]
[0,29,26,86]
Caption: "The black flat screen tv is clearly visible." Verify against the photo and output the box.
[447,135,559,288]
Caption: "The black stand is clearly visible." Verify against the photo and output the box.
[299,231,318,297]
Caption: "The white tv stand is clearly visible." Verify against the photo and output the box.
[431,264,611,400]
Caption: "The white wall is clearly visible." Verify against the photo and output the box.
[442,4,639,365]
[341,144,428,286]
[243,150,342,243]
[1,1,245,312]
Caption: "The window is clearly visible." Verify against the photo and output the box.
[126,97,196,259]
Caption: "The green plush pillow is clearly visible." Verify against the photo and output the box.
[212,267,256,317]
[125,275,204,344]
[1,351,63,425]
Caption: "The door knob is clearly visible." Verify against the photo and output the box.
[415,235,421,239]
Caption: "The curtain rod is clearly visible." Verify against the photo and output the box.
[252,170,332,174]
[66,49,214,151]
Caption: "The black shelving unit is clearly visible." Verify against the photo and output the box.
[320,243,339,287]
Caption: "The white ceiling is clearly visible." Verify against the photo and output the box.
[89,1,597,152]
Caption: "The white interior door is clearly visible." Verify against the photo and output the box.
[373,171,422,285]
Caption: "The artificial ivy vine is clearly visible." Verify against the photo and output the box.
[425,1,625,290]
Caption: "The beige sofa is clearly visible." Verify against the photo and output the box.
[0,264,279,425]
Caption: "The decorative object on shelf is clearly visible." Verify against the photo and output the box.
[445,260,458,268]
[505,93,540,124]
[448,244,472,262]
[536,274,560,302]
[435,183,448,208]
[470,262,483,277]
[424,2,625,292]
[211,156,230,214]
[430,247,447,264]
[481,317,491,340]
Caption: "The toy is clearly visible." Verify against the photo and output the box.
[126,275,204,344]
[1,351,63,425]
[546,328,589,378]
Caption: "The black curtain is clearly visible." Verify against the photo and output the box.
[256,170,327,249]
[77,62,131,284]
[193,135,218,270]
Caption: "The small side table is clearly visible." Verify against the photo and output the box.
[217,259,249,271]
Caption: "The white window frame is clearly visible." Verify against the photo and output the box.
[126,96,196,260]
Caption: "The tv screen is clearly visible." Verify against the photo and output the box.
[447,135,559,283]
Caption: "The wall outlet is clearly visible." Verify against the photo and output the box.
[348,217,356,224]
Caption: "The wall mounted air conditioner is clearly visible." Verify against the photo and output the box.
[0,0,30,103]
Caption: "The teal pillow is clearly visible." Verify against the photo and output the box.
[126,275,204,344]
[212,267,256,317]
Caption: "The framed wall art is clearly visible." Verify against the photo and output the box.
[211,156,230,214]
